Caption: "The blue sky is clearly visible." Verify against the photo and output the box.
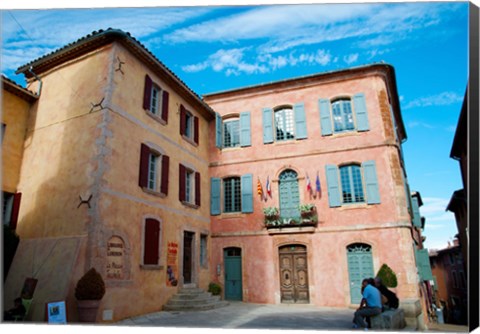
[1,1,470,250]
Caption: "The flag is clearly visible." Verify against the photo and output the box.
[266,176,272,198]
[257,178,263,198]
[306,174,312,194]
[315,172,321,194]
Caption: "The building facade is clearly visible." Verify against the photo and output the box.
[4,29,426,326]
[204,64,425,327]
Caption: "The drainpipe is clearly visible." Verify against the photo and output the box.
[27,66,42,96]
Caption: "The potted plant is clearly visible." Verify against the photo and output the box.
[299,204,318,224]
[75,267,106,323]
[263,207,280,226]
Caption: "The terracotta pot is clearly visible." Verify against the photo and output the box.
[77,299,101,323]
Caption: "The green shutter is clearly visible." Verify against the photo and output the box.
[353,93,369,131]
[411,197,422,227]
[415,248,434,281]
[319,98,333,136]
[215,113,223,148]
[294,102,307,139]
[240,112,251,147]
[263,108,274,144]
[325,165,341,207]
[241,174,253,213]
[362,160,381,204]
[210,178,221,215]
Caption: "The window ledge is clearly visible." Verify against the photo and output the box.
[142,187,167,198]
[182,135,198,147]
[220,212,245,219]
[339,203,369,210]
[145,111,167,125]
[182,201,199,209]
[140,264,164,270]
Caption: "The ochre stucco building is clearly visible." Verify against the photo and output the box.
[3,29,429,328]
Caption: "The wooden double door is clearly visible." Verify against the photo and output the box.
[279,245,309,303]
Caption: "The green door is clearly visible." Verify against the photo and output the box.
[347,243,374,304]
[279,170,300,219]
[224,247,242,301]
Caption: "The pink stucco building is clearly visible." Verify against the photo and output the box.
[204,64,425,327]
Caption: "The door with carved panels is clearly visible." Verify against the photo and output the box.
[279,245,309,303]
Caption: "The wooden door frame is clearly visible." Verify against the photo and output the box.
[181,230,196,287]
[278,244,310,304]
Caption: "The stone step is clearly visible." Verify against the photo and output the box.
[163,300,229,312]
[163,287,228,312]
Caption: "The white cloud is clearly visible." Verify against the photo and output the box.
[421,197,456,222]
[343,53,358,65]
[403,91,464,109]
[407,121,436,129]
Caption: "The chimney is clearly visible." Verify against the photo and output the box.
[453,238,459,247]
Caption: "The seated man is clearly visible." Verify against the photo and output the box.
[353,278,382,330]
[3,297,26,321]
[374,277,399,310]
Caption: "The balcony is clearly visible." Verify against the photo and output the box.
[263,204,318,234]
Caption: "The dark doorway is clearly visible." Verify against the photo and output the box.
[183,231,194,284]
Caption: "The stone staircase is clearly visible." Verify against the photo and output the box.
[163,287,229,311]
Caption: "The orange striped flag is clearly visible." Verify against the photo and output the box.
[257,178,263,198]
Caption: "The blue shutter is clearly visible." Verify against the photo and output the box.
[353,93,369,132]
[325,165,341,207]
[319,99,332,136]
[362,160,381,204]
[415,248,434,281]
[210,178,221,215]
[262,108,274,144]
[241,174,253,213]
[294,102,307,139]
[240,112,251,147]
[215,113,223,148]
[362,160,380,204]
[411,197,422,227]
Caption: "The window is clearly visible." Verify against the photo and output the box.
[340,165,365,204]
[319,93,369,136]
[143,74,169,123]
[278,169,300,218]
[210,174,253,215]
[180,105,199,145]
[332,99,354,133]
[224,177,241,212]
[200,235,208,268]
[2,191,21,229]
[262,103,307,144]
[179,164,200,207]
[275,108,295,141]
[138,144,169,195]
[223,119,240,148]
[143,218,161,266]
[325,161,380,207]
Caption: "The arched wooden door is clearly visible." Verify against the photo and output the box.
[279,244,309,303]
[347,243,374,304]
[279,170,300,219]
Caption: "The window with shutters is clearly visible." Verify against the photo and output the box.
[143,74,169,124]
[224,177,241,213]
[325,161,380,207]
[210,174,253,215]
[142,218,162,267]
[340,164,365,204]
[223,119,240,148]
[180,105,199,145]
[319,93,369,136]
[263,103,307,144]
[139,144,169,196]
[179,164,201,208]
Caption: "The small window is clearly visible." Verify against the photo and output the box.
[180,105,199,145]
[340,164,365,204]
[223,119,240,148]
[224,177,241,212]
[185,169,194,203]
[274,107,295,141]
[200,235,208,268]
[2,192,14,226]
[139,144,169,195]
[332,98,354,133]
[149,84,162,115]
[143,218,161,266]
[179,164,200,207]
[143,74,169,123]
